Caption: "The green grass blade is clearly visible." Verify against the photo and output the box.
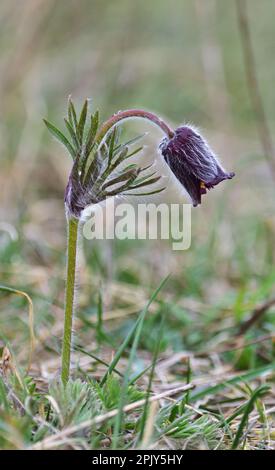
[96,288,104,345]
[111,277,169,448]
[73,345,123,378]
[138,315,164,443]
[231,385,270,449]
[100,275,169,387]
[189,363,275,402]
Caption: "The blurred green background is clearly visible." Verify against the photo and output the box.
[0,0,275,373]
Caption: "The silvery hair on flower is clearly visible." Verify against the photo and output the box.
[160,125,235,206]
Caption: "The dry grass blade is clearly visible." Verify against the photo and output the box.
[0,285,35,373]
[235,0,275,181]
[238,297,275,335]
[139,400,159,449]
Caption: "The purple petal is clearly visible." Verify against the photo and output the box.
[160,125,234,205]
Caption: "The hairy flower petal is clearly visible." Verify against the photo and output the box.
[160,126,234,206]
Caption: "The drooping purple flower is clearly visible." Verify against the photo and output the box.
[160,126,235,206]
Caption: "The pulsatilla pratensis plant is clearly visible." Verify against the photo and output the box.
[44,98,234,384]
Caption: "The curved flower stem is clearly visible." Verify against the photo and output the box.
[61,216,79,385]
[95,109,174,144]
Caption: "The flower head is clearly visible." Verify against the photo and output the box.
[160,125,235,206]
[45,101,234,216]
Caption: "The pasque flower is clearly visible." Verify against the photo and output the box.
[160,125,235,206]
[45,101,234,216]
[44,99,234,385]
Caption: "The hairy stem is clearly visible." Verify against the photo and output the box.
[61,216,79,385]
[95,109,174,144]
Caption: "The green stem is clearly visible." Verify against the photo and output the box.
[61,216,79,385]
[95,109,174,144]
